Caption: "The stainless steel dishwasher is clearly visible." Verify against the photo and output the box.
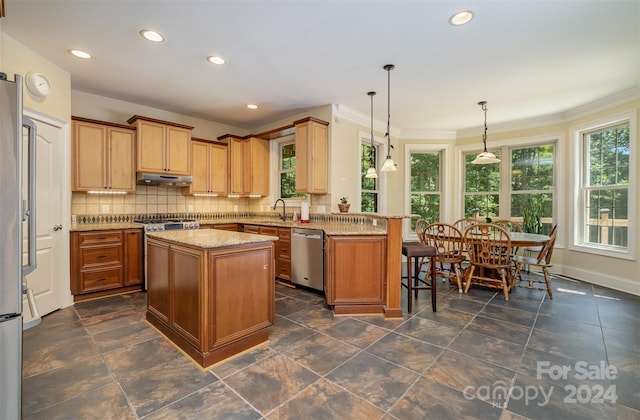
[291,228,324,292]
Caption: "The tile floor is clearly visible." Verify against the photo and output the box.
[22,273,639,419]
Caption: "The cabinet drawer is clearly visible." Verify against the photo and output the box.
[243,225,260,234]
[260,226,278,236]
[277,260,291,280]
[80,267,122,293]
[80,244,122,267]
[277,228,291,240]
[278,241,291,259]
[78,231,122,245]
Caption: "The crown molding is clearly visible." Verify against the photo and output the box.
[332,104,401,138]
[562,86,639,121]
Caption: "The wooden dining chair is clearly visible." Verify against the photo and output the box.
[422,223,465,293]
[453,217,479,233]
[463,223,513,300]
[510,225,558,298]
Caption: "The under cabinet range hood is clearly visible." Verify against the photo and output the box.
[136,173,192,186]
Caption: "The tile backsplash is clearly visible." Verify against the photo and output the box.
[72,186,333,217]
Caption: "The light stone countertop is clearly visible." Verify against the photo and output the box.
[145,229,278,249]
[71,218,390,235]
[70,222,142,232]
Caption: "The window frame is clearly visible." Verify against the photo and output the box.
[404,143,452,239]
[570,110,636,260]
[270,134,307,203]
[358,130,387,214]
[455,134,563,242]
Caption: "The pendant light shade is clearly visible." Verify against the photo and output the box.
[381,64,396,172]
[471,101,500,164]
[365,91,378,179]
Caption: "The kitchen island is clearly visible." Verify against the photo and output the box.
[144,229,277,368]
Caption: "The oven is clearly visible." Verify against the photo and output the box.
[133,218,200,290]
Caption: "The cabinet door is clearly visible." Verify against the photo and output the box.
[123,230,143,286]
[228,137,244,194]
[295,118,328,194]
[73,121,107,191]
[108,127,135,192]
[147,238,171,323]
[247,137,270,196]
[189,141,209,194]
[209,245,274,349]
[166,126,191,175]
[327,236,386,305]
[209,143,228,195]
[137,120,166,173]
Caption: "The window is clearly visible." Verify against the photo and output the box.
[279,141,305,199]
[511,145,555,234]
[410,151,441,229]
[361,143,378,212]
[581,123,630,249]
[461,141,556,233]
[463,150,501,218]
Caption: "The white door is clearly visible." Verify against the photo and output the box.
[22,113,68,322]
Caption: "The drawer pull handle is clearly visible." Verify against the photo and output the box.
[97,277,107,281]
[96,255,107,259]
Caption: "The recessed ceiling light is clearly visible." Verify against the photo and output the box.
[246,104,258,110]
[207,56,227,65]
[140,29,165,43]
[449,10,474,26]
[70,49,92,59]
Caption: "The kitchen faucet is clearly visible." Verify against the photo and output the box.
[273,199,286,221]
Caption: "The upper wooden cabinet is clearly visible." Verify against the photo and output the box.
[295,117,329,194]
[72,117,135,192]
[220,135,269,196]
[127,115,193,176]
[184,139,228,196]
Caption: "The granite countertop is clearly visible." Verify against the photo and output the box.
[201,218,387,235]
[146,229,278,249]
[70,222,142,232]
[70,217,390,235]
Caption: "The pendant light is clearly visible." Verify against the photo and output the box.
[471,100,500,164]
[381,64,397,172]
[365,91,378,179]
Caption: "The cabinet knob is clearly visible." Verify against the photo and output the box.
[53,224,63,231]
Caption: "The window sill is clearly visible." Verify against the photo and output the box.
[569,243,635,261]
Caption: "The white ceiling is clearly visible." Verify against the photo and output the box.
[3,1,639,135]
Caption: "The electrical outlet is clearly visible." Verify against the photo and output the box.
[233,205,238,212]
[101,204,109,214]
[372,219,377,226]
[188,205,194,212]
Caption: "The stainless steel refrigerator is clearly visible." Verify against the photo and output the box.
[0,72,41,419]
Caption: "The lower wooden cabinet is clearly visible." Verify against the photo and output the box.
[243,225,291,281]
[325,235,387,314]
[146,237,274,367]
[70,229,143,301]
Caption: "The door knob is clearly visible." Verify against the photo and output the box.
[53,224,62,231]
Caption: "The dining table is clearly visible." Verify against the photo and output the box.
[507,232,551,248]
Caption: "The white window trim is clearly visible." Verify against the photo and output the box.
[269,134,307,206]
[357,130,387,214]
[454,134,564,247]
[404,143,452,240]
[569,110,636,260]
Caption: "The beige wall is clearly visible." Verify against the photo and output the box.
[1,33,71,122]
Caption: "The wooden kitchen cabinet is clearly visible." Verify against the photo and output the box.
[70,228,144,301]
[243,225,291,281]
[128,115,193,176]
[71,117,135,192]
[184,139,228,195]
[221,135,269,196]
[276,227,291,281]
[146,236,274,367]
[325,235,386,314]
[123,229,143,286]
[295,117,329,194]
